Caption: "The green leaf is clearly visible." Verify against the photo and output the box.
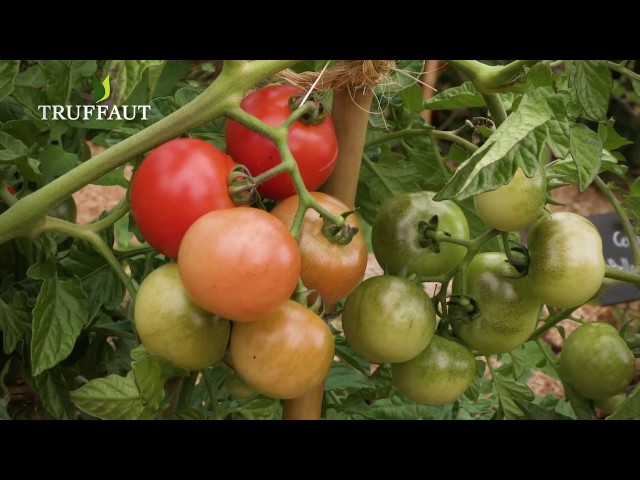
[91,167,129,187]
[152,60,191,97]
[566,60,612,121]
[436,99,550,201]
[545,95,571,159]
[569,123,603,191]
[12,84,48,118]
[598,119,633,151]
[492,367,534,420]
[170,408,215,420]
[514,399,573,420]
[343,395,455,420]
[33,367,75,419]
[103,60,164,105]
[31,276,90,375]
[60,238,126,321]
[233,397,282,420]
[14,64,45,88]
[607,384,640,420]
[506,346,528,379]
[0,297,31,354]
[424,81,485,110]
[562,381,596,420]
[0,60,19,103]
[40,60,96,105]
[325,362,373,391]
[0,119,48,146]
[70,371,155,420]
[398,84,424,113]
[131,355,188,411]
[334,336,371,376]
[39,145,78,179]
[0,131,41,182]
[0,399,9,419]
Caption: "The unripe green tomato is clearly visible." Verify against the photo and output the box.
[135,263,230,371]
[527,212,605,308]
[594,393,626,414]
[473,167,546,231]
[342,275,436,364]
[451,252,540,355]
[392,335,476,406]
[372,192,469,277]
[560,322,634,400]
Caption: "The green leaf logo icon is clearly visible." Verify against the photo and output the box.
[92,75,111,104]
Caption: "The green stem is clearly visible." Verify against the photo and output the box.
[0,60,299,245]
[176,371,199,411]
[481,93,508,126]
[606,61,640,83]
[87,325,138,340]
[594,175,640,266]
[487,60,541,86]
[290,202,309,241]
[534,339,560,370]
[429,231,475,248]
[528,307,576,341]
[83,196,130,233]
[31,216,137,300]
[447,60,492,81]
[604,265,640,285]
[363,128,478,153]
[202,368,220,419]
[447,60,540,93]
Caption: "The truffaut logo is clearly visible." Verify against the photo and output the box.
[37,74,150,121]
[92,74,111,104]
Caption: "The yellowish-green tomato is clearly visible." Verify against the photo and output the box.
[134,263,230,371]
[473,167,546,231]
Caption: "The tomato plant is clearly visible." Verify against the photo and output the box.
[342,275,436,364]
[177,208,301,322]
[130,137,237,259]
[392,335,476,406]
[135,263,230,370]
[560,322,635,400]
[371,191,469,277]
[270,191,367,306]
[225,84,338,200]
[451,252,540,355]
[527,212,606,308]
[2,60,640,421]
[229,300,334,399]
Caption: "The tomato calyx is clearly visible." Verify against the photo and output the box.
[501,234,530,277]
[293,286,325,316]
[227,164,259,206]
[447,294,482,324]
[417,216,443,253]
[287,93,327,126]
[321,211,359,245]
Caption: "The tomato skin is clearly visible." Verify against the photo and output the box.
[224,85,338,200]
[560,322,634,400]
[177,208,301,322]
[473,166,546,231]
[527,212,605,308]
[371,191,469,277]
[392,336,476,406]
[270,192,367,307]
[130,138,236,259]
[6,184,16,195]
[229,300,334,399]
[134,264,230,371]
[594,393,626,414]
[451,252,540,355]
[342,275,436,364]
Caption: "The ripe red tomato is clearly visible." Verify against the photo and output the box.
[6,184,16,195]
[130,138,236,259]
[224,85,338,200]
[177,208,301,322]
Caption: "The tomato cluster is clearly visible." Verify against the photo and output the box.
[339,167,630,407]
[130,85,367,400]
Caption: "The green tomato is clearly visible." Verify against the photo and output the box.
[473,166,546,231]
[371,191,469,277]
[594,393,627,414]
[451,252,540,355]
[392,335,476,406]
[527,212,605,308]
[342,275,436,364]
[560,322,634,400]
[48,196,78,224]
[135,263,230,371]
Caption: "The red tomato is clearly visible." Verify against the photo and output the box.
[177,208,301,322]
[130,138,236,259]
[6,184,16,195]
[224,85,338,200]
